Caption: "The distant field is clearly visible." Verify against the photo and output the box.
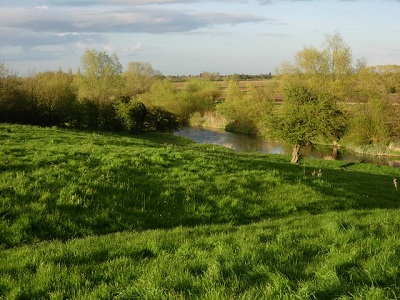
[174,79,400,104]
[1,124,400,299]
[175,79,283,101]
[174,79,279,91]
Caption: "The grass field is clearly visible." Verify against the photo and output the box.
[1,124,400,299]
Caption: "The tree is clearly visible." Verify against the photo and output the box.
[0,63,31,124]
[74,50,123,129]
[272,84,345,163]
[293,32,357,80]
[277,32,366,102]
[76,50,123,103]
[123,62,161,98]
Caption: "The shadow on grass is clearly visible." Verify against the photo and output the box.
[2,124,400,248]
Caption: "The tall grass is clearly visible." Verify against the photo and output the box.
[1,123,400,299]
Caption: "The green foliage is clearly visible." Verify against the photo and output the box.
[217,80,274,134]
[138,78,220,123]
[21,70,79,126]
[272,84,346,147]
[0,63,33,124]
[216,80,243,120]
[138,79,178,110]
[72,50,125,130]
[123,61,161,98]
[185,78,221,105]
[344,97,391,146]
[74,49,123,105]
[115,100,148,133]
[277,32,367,102]
[290,32,356,79]
[144,106,180,132]
[75,98,121,130]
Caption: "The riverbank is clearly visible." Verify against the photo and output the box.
[190,109,400,161]
[2,123,400,298]
[175,126,400,167]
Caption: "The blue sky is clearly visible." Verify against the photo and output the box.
[1,0,400,75]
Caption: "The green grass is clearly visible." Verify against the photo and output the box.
[1,123,400,299]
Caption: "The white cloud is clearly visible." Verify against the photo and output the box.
[34,5,49,10]
[103,43,143,55]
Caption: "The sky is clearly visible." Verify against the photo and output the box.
[1,0,400,76]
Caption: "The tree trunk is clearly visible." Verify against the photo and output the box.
[332,146,339,160]
[291,144,301,163]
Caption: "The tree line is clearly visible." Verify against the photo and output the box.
[0,51,180,133]
[1,32,400,162]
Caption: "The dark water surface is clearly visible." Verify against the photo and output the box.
[175,126,400,167]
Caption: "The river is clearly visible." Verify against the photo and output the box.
[175,126,400,167]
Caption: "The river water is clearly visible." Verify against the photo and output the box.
[175,126,400,167]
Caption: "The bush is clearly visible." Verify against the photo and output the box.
[115,100,148,133]
[75,99,121,130]
[144,106,180,133]
[343,97,391,146]
[217,80,274,134]
[21,71,79,127]
[138,78,220,124]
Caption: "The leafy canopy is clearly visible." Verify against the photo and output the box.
[272,84,345,147]
[75,49,123,104]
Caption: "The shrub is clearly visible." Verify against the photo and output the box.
[21,71,79,127]
[144,106,180,133]
[115,100,148,133]
[343,97,391,146]
[217,80,274,134]
[76,99,121,130]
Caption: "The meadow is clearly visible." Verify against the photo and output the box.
[1,123,400,299]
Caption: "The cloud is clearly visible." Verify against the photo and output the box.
[0,0,267,70]
[49,0,249,6]
[0,6,265,36]
[35,5,49,9]
[259,32,290,37]
[104,42,144,55]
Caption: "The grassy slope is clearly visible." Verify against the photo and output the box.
[1,124,400,299]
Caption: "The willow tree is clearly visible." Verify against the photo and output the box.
[272,84,345,163]
[273,32,365,162]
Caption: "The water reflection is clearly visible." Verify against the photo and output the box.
[175,126,400,167]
